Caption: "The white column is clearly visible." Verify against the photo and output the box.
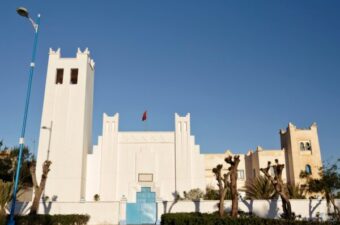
[119,195,127,225]
[156,198,163,225]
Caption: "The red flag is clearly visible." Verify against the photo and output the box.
[142,111,147,121]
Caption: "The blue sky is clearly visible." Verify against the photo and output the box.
[0,0,339,161]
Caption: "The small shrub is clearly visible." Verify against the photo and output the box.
[161,212,334,225]
[94,194,100,201]
[183,189,204,201]
[7,214,90,225]
[204,186,219,200]
[204,185,232,200]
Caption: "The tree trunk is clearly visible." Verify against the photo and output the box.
[280,191,292,219]
[261,160,293,220]
[330,196,340,218]
[230,166,238,217]
[219,190,225,217]
[226,155,240,218]
[30,188,41,215]
[212,164,229,218]
[29,160,51,215]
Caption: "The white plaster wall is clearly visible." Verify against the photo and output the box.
[14,202,120,225]
[13,199,338,225]
[86,141,102,200]
[99,113,119,201]
[190,144,206,193]
[36,49,94,202]
[117,132,176,202]
[88,113,206,203]
[158,199,330,221]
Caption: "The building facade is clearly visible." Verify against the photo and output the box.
[36,49,322,203]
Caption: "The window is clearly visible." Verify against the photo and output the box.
[306,142,312,151]
[55,69,64,84]
[237,170,245,180]
[300,141,312,151]
[300,142,305,151]
[70,69,78,84]
[305,165,312,175]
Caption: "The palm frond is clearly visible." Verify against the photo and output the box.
[245,175,275,200]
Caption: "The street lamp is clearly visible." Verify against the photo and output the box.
[8,7,41,225]
[41,121,53,160]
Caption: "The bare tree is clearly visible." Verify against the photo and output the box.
[225,155,240,218]
[212,164,230,217]
[29,160,52,215]
[212,155,241,218]
[260,159,292,219]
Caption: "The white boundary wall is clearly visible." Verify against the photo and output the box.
[12,199,340,225]
[14,202,120,225]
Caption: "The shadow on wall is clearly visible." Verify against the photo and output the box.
[10,202,30,215]
[11,195,58,215]
[164,192,180,213]
[309,198,323,219]
[239,196,253,215]
[42,195,58,214]
[194,200,200,213]
[239,198,281,219]
[267,199,279,219]
[163,192,207,214]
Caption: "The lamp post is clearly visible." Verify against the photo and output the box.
[8,7,41,225]
[42,121,53,160]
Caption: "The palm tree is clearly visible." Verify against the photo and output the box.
[245,175,275,199]
[0,180,13,225]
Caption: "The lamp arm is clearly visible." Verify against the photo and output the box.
[28,15,39,32]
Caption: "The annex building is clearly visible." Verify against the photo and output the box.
[36,49,323,204]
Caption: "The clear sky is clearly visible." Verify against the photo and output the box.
[0,0,339,161]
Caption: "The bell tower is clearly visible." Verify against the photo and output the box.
[36,48,95,201]
[280,122,322,186]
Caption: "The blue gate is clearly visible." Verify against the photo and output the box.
[126,187,156,224]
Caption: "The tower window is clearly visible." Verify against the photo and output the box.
[300,142,305,151]
[305,164,312,175]
[55,69,64,84]
[300,141,312,151]
[70,69,78,84]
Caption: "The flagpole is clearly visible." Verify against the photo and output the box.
[142,111,148,131]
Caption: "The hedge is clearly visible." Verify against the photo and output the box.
[161,213,335,225]
[6,214,90,225]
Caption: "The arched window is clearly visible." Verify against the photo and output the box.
[305,164,312,175]
[306,142,312,151]
[300,142,305,151]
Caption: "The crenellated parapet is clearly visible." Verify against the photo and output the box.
[48,48,95,70]
[280,122,318,134]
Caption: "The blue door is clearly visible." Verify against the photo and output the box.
[126,187,156,224]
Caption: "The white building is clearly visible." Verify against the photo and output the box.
[36,49,205,203]
[85,112,205,202]
[36,49,323,205]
